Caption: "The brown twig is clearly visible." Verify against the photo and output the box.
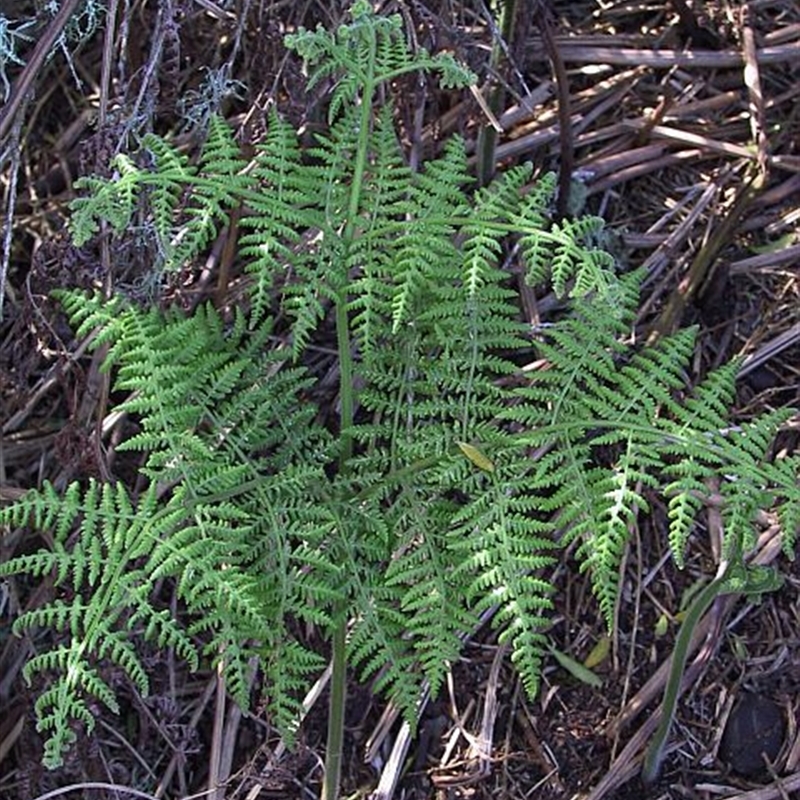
[0,0,86,146]
[525,40,800,68]
[647,164,767,344]
[536,4,573,219]
[741,4,769,175]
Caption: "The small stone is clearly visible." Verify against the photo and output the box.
[719,693,785,777]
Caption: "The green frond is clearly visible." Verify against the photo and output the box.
[776,466,800,558]
[70,117,250,271]
[502,271,793,623]
[347,585,423,727]
[32,662,106,769]
[238,110,321,323]
[462,164,531,297]
[347,105,412,351]
[450,465,558,696]
[603,329,697,422]
[549,216,618,299]
[388,137,468,334]
[22,634,128,768]
[515,173,557,284]
[663,359,739,436]
[517,191,619,301]
[141,133,197,251]
[573,439,656,628]
[167,116,251,268]
[665,489,704,569]
[70,153,147,246]
[1,283,337,765]
[707,409,799,562]
[6,5,796,776]
[509,290,633,430]
[285,1,474,124]
[261,639,328,745]
[10,600,80,640]
[383,496,477,698]
[659,362,750,565]
[0,482,82,551]
[130,604,198,667]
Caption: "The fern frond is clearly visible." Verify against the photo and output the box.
[262,639,328,744]
[141,133,197,254]
[70,117,250,271]
[775,458,800,558]
[549,216,617,299]
[347,105,412,351]
[285,0,474,125]
[347,583,423,727]
[572,438,657,626]
[0,477,201,767]
[663,405,799,565]
[1,279,339,764]
[382,493,477,699]
[517,188,618,301]
[451,465,557,697]
[658,361,747,565]
[508,278,636,431]
[168,115,251,267]
[32,652,111,769]
[239,110,324,324]
[502,277,788,625]
[462,163,531,297]
[70,153,147,246]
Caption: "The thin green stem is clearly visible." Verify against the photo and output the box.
[321,616,348,800]
[641,566,729,783]
[321,26,379,800]
[476,0,517,186]
[642,561,782,782]
[336,299,355,464]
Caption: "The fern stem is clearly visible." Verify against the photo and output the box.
[322,301,353,800]
[321,615,348,800]
[335,11,376,460]
[322,26,380,800]
[336,300,355,464]
[475,0,517,186]
[641,565,729,783]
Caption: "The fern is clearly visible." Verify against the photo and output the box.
[662,403,798,566]
[70,152,147,246]
[503,278,798,630]
[2,291,337,766]
[1,2,797,786]
[286,0,475,119]
[238,110,324,326]
[170,115,251,266]
[1,480,197,768]
[71,114,251,271]
[389,137,469,333]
